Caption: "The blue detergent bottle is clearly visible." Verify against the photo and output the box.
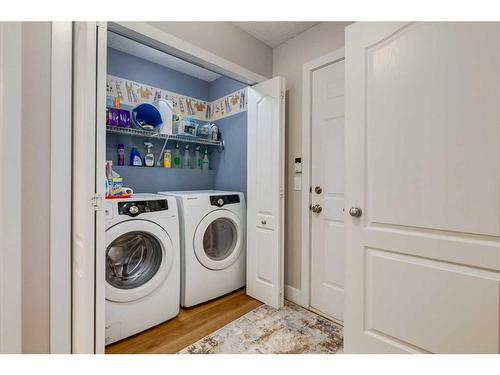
[130,147,143,167]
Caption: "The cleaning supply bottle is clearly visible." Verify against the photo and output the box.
[173,142,181,168]
[193,146,201,169]
[129,147,143,167]
[117,144,125,166]
[201,148,209,170]
[144,142,154,167]
[163,149,172,168]
[182,144,190,169]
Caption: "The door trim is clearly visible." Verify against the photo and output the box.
[297,48,345,309]
[0,22,22,354]
[49,21,73,354]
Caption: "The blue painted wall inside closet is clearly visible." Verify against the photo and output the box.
[107,48,210,100]
[106,48,248,196]
[209,77,248,198]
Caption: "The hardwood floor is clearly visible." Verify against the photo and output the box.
[105,288,262,354]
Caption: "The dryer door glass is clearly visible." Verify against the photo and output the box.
[106,231,163,289]
[203,218,237,261]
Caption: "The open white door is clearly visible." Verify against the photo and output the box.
[72,21,107,354]
[246,77,285,308]
[345,22,500,353]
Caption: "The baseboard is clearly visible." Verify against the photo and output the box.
[284,284,308,308]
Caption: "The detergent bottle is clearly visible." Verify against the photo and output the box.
[129,147,143,167]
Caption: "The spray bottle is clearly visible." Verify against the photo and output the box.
[144,142,154,167]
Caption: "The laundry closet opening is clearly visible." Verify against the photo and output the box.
[105,31,248,195]
[103,30,253,351]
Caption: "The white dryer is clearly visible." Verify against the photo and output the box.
[157,190,246,307]
[104,193,180,345]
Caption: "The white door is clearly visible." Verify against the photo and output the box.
[310,59,345,322]
[246,77,285,309]
[72,21,107,354]
[345,22,500,353]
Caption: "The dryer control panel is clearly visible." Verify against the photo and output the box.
[210,194,240,207]
[118,199,169,217]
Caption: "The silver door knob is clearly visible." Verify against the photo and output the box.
[349,207,362,218]
[314,186,322,194]
[310,204,322,214]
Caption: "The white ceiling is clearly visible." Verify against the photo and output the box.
[107,32,222,82]
[232,22,319,48]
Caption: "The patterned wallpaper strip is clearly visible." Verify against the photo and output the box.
[106,74,247,122]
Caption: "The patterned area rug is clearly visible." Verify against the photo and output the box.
[178,301,343,354]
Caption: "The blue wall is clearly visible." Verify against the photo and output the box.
[209,76,248,198]
[211,112,247,196]
[107,48,210,101]
[209,76,247,101]
[106,50,247,196]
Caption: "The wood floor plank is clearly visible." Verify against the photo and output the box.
[105,288,262,354]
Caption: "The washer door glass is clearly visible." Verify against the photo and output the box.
[203,218,237,261]
[106,231,163,290]
[194,210,243,270]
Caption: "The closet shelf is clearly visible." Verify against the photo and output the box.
[106,126,224,149]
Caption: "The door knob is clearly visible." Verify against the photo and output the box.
[349,207,362,218]
[310,204,322,214]
[314,186,322,194]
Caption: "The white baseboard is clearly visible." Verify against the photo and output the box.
[285,284,308,308]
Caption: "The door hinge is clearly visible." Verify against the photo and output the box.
[91,194,103,211]
[280,91,285,100]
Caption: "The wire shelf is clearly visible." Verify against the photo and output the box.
[106,126,224,149]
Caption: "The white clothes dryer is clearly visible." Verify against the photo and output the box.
[157,190,246,307]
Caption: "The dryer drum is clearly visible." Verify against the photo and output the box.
[202,218,237,261]
[106,231,163,289]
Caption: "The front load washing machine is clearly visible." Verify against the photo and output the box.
[104,193,180,345]
[157,190,246,307]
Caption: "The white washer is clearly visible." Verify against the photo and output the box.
[105,193,180,345]
[157,190,246,307]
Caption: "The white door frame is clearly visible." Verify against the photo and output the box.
[72,21,268,353]
[296,48,345,310]
[49,22,73,354]
[0,22,22,354]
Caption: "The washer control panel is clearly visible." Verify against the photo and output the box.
[210,194,240,207]
[118,199,169,217]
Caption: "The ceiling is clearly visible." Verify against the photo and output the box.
[107,32,222,82]
[232,22,319,48]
